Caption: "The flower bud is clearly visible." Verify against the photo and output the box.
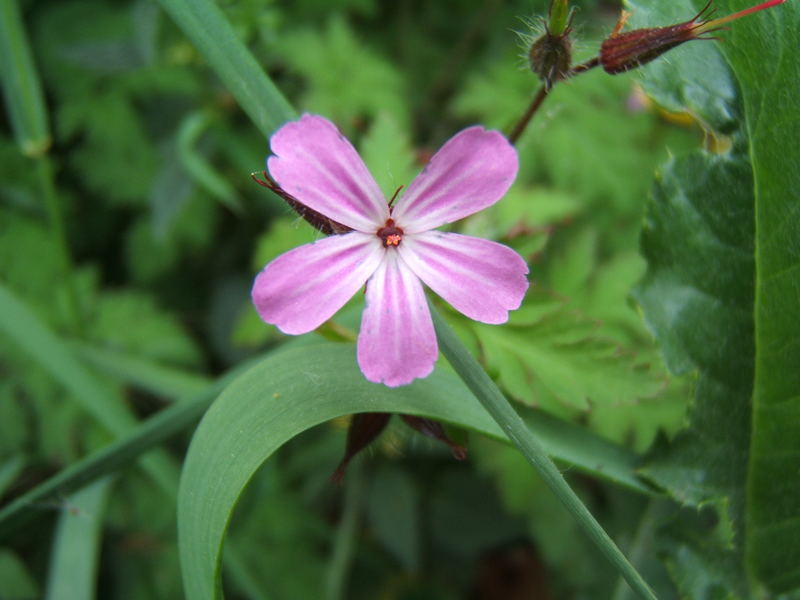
[528,0,576,87]
[548,0,572,36]
[600,0,788,75]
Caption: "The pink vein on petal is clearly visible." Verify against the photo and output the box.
[391,126,518,233]
[252,232,383,335]
[268,114,389,232]
[398,232,529,324]
[357,252,438,387]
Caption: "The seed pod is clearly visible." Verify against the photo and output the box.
[600,0,789,75]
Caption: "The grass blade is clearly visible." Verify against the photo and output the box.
[0,0,50,156]
[156,0,296,138]
[45,478,113,600]
[177,341,651,600]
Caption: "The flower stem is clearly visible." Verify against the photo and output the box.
[571,55,600,75]
[508,85,550,145]
[508,55,600,145]
[430,306,657,600]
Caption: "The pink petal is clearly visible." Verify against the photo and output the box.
[398,232,529,324]
[357,252,438,387]
[268,114,388,232]
[252,232,384,335]
[391,126,518,233]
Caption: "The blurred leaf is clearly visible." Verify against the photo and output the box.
[62,89,158,206]
[0,549,38,600]
[150,138,196,238]
[156,0,295,137]
[45,478,113,600]
[0,284,179,495]
[0,374,224,540]
[359,112,418,199]
[275,16,408,132]
[125,191,217,284]
[0,0,51,156]
[89,291,202,368]
[176,110,242,213]
[429,469,526,559]
[546,226,597,297]
[72,341,209,399]
[251,216,320,270]
[366,466,419,571]
[178,341,651,600]
[0,456,25,498]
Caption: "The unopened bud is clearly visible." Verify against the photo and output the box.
[528,0,576,87]
[600,0,789,75]
[548,0,572,36]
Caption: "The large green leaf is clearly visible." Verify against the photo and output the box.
[178,342,652,600]
[630,0,800,594]
[717,1,800,592]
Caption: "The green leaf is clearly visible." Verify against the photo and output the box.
[0,284,178,496]
[0,376,220,540]
[631,0,800,594]
[359,112,417,200]
[178,341,652,600]
[88,291,203,368]
[463,289,683,450]
[366,466,419,571]
[718,0,800,592]
[274,16,408,133]
[0,0,50,156]
[71,341,210,400]
[0,548,38,600]
[45,478,113,600]
[156,0,295,138]
[176,110,242,214]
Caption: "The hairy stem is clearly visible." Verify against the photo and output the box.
[508,56,600,144]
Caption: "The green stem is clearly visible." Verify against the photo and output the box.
[430,306,657,600]
[37,157,83,333]
[325,458,364,600]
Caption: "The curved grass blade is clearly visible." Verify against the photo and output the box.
[178,341,652,600]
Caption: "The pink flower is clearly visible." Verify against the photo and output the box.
[252,114,529,387]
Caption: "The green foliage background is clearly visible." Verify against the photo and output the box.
[0,0,797,598]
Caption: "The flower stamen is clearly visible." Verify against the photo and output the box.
[377,219,404,248]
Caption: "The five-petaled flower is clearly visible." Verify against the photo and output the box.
[252,114,529,387]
